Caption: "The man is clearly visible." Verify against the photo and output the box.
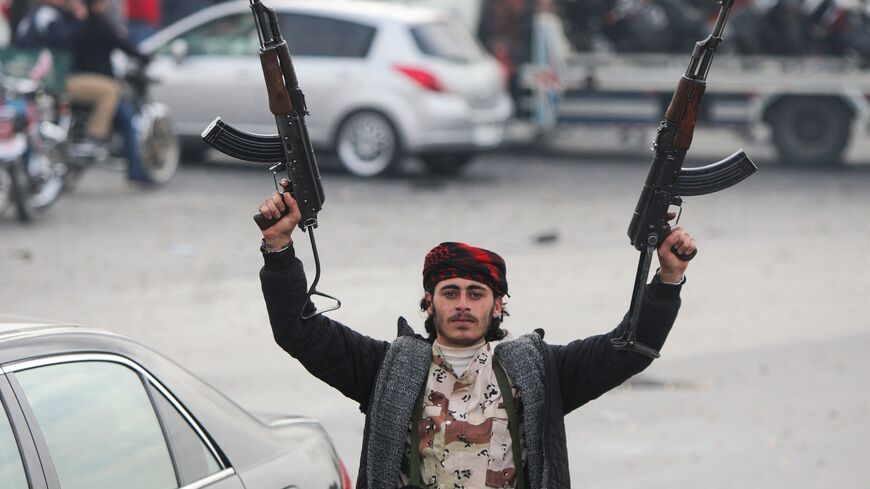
[257,183,695,489]
[15,0,119,158]
[75,0,151,182]
[15,0,151,182]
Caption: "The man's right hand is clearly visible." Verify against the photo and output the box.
[258,179,300,250]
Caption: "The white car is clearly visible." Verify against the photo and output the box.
[140,0,512,177]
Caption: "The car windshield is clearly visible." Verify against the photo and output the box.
[411,20,484,63]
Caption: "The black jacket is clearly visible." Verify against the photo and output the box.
[260,246,682,488]
[74,13,144,76]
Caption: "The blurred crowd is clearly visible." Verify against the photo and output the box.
[558,0,870,58]
[0,0,235,45]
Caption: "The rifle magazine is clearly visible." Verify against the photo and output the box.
[675,149,757,196]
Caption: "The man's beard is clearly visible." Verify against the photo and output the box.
[431,306,496,346]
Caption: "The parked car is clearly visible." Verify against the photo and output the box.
[139,0,512,177]
[0,317,351,489]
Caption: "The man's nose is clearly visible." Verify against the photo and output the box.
[455,294,471,310]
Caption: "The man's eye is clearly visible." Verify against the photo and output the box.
[443,291,457,298]
[470,292,482,299]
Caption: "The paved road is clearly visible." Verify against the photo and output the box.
[2,141,869,488]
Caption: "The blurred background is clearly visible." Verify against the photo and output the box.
[1,0,869,487]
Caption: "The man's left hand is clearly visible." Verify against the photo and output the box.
[657,227,696,284]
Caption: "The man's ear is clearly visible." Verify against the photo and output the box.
[424,291,433,315]
[493,296,504,318]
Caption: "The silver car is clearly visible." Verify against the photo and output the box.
[141,0,512,177]
[0,319,351,489]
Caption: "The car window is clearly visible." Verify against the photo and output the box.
[411,20,484,63]
[279,13,376,58]
[148,384,221,485]
[15,362,178,489]
[163,12,258,56]
[0,395,28,489]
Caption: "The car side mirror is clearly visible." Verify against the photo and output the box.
[169,39,189,63]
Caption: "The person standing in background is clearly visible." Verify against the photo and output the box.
[478,0,533,117]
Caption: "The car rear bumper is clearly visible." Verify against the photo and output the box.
[403,93,512,153]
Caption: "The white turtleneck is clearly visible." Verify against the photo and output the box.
[435,340,486,377]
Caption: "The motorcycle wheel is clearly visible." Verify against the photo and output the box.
[139,108,179,184]
[26,149,65,209]
[61,161,87,192]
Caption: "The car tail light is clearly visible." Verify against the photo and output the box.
[338,457,352,489]
[395,65,444,92]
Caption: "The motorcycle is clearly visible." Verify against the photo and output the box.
[0,71,66,222]
[58,57,179,190]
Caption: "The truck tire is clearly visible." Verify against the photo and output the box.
[769,97,852,166]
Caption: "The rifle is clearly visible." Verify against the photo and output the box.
[201,0,338,319]
[611,0,757,358]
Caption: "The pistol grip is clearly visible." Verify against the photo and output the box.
[670,246,697,261]
[254,205,291,230]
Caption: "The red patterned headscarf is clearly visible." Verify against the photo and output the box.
[423,242,508,297]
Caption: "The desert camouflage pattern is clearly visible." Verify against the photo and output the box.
[401,339,524,489]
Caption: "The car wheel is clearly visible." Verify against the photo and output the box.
[420,153,474,176]
[336,111,400,177]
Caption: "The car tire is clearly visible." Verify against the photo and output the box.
[335,110,401,177]
[420,153,474,176]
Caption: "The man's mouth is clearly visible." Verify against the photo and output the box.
[449,316,477,325]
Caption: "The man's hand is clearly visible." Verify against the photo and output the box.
[657,226,696,283]
[258,179,301,250]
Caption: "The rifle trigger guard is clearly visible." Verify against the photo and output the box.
[671,204,683,226]
[270,163,288,191]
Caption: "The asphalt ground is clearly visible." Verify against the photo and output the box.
[2,128,869,488]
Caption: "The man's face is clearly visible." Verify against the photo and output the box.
[426,277,503,348]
